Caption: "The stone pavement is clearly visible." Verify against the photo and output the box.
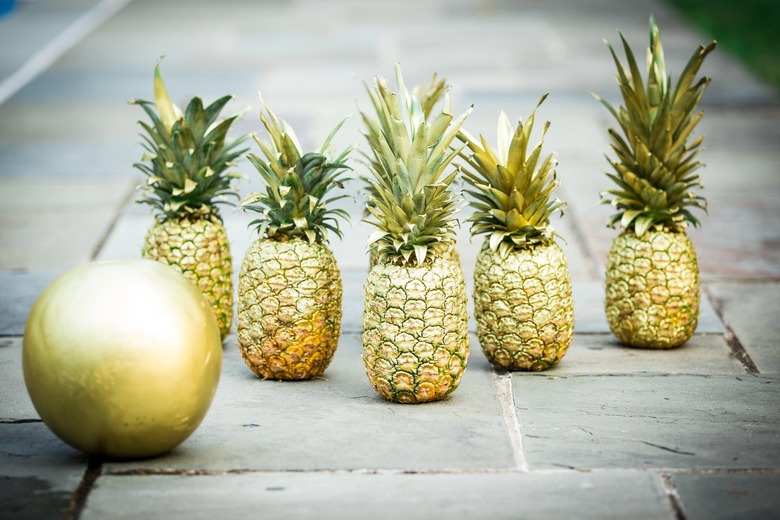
[1,0,779,518]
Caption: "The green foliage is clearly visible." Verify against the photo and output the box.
[668,0,780,91]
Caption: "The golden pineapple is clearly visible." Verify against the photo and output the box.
[132,64,247,340]
[594,17,716,348]
[361,64,471,403]
[458,95,573,371]
[237,96,352,380]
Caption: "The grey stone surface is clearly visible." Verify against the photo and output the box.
[707,282,780,374]
[0,337,38,419]
[1,211,112,269]
[0,0,101,80]
[83,470,675,520]
[0,422,87,519]
[103,333,514,473]
[514,374,780,470]
[342,268,365,334]
[551,334,744,376]
[672,471,780,520]
[0,177,134,269]
[1,0,778,516]
[0,270,60,336]
[0,141,138,178]
[0,101,138,141]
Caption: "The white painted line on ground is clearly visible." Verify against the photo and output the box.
[493,370,530,472]
[0,0,131,106]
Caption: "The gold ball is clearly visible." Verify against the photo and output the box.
[23,259,222,459]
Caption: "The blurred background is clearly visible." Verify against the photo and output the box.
[0,0,778,289]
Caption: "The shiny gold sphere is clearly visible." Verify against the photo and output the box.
[23,259,222,459]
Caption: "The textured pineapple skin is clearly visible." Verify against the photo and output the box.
[237,238,342,380]
[605,230,699,348]
[143,214,233,340]
[474,240,574,371]
[362,258,469,404]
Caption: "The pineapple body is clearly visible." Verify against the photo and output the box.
[474,240,573,371]
[142,214,233,339]
[238,238,342,380]
[605,230,699,348]
[362,258,469,404]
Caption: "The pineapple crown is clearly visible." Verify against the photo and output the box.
[361,72,449,218]
[593,16,716,237]
[240,95,353,244]
[361,64,471,267]
[132,63,248,220]
[457,94,565,258]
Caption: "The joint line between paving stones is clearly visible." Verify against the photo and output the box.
[64,456,103,520]
[0,0,133,106]
[660,472,688,520]
[105,467,525,477]
[703,286,759,374]
[90,180,138,261]
[102,466,780,478]
[492,369,530,473]
[557,186,602,280]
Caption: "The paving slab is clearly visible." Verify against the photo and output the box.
[0,270,60,336]
[0,422,87,520]
[0,177,133,211]
[11,68,258,105]
[692,192,780,280]
[513,374,780,470]
[0,176,134,269]
[0,337,37,419]
[672,471,780,520]
[549,333,744,376]
[0,211,115,269]
[103,333,514,473]
[0,101,138,141]
[0,141,137,178]
[1,0,779,517]
[0,0,101,80]
[707,283,780,374]
[83,470,675,520]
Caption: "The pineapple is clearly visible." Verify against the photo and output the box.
[457,94,573,371]
[132,64,247,340]
[237,96,352,380]
[361,64,471,403]
[594,17,716,348]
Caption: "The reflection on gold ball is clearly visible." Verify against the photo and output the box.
[23,259,222,459]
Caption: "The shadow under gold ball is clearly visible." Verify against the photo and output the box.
[23,259,222,459]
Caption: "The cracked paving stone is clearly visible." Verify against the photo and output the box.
[672,471,780,520]
[512,373,780,470]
